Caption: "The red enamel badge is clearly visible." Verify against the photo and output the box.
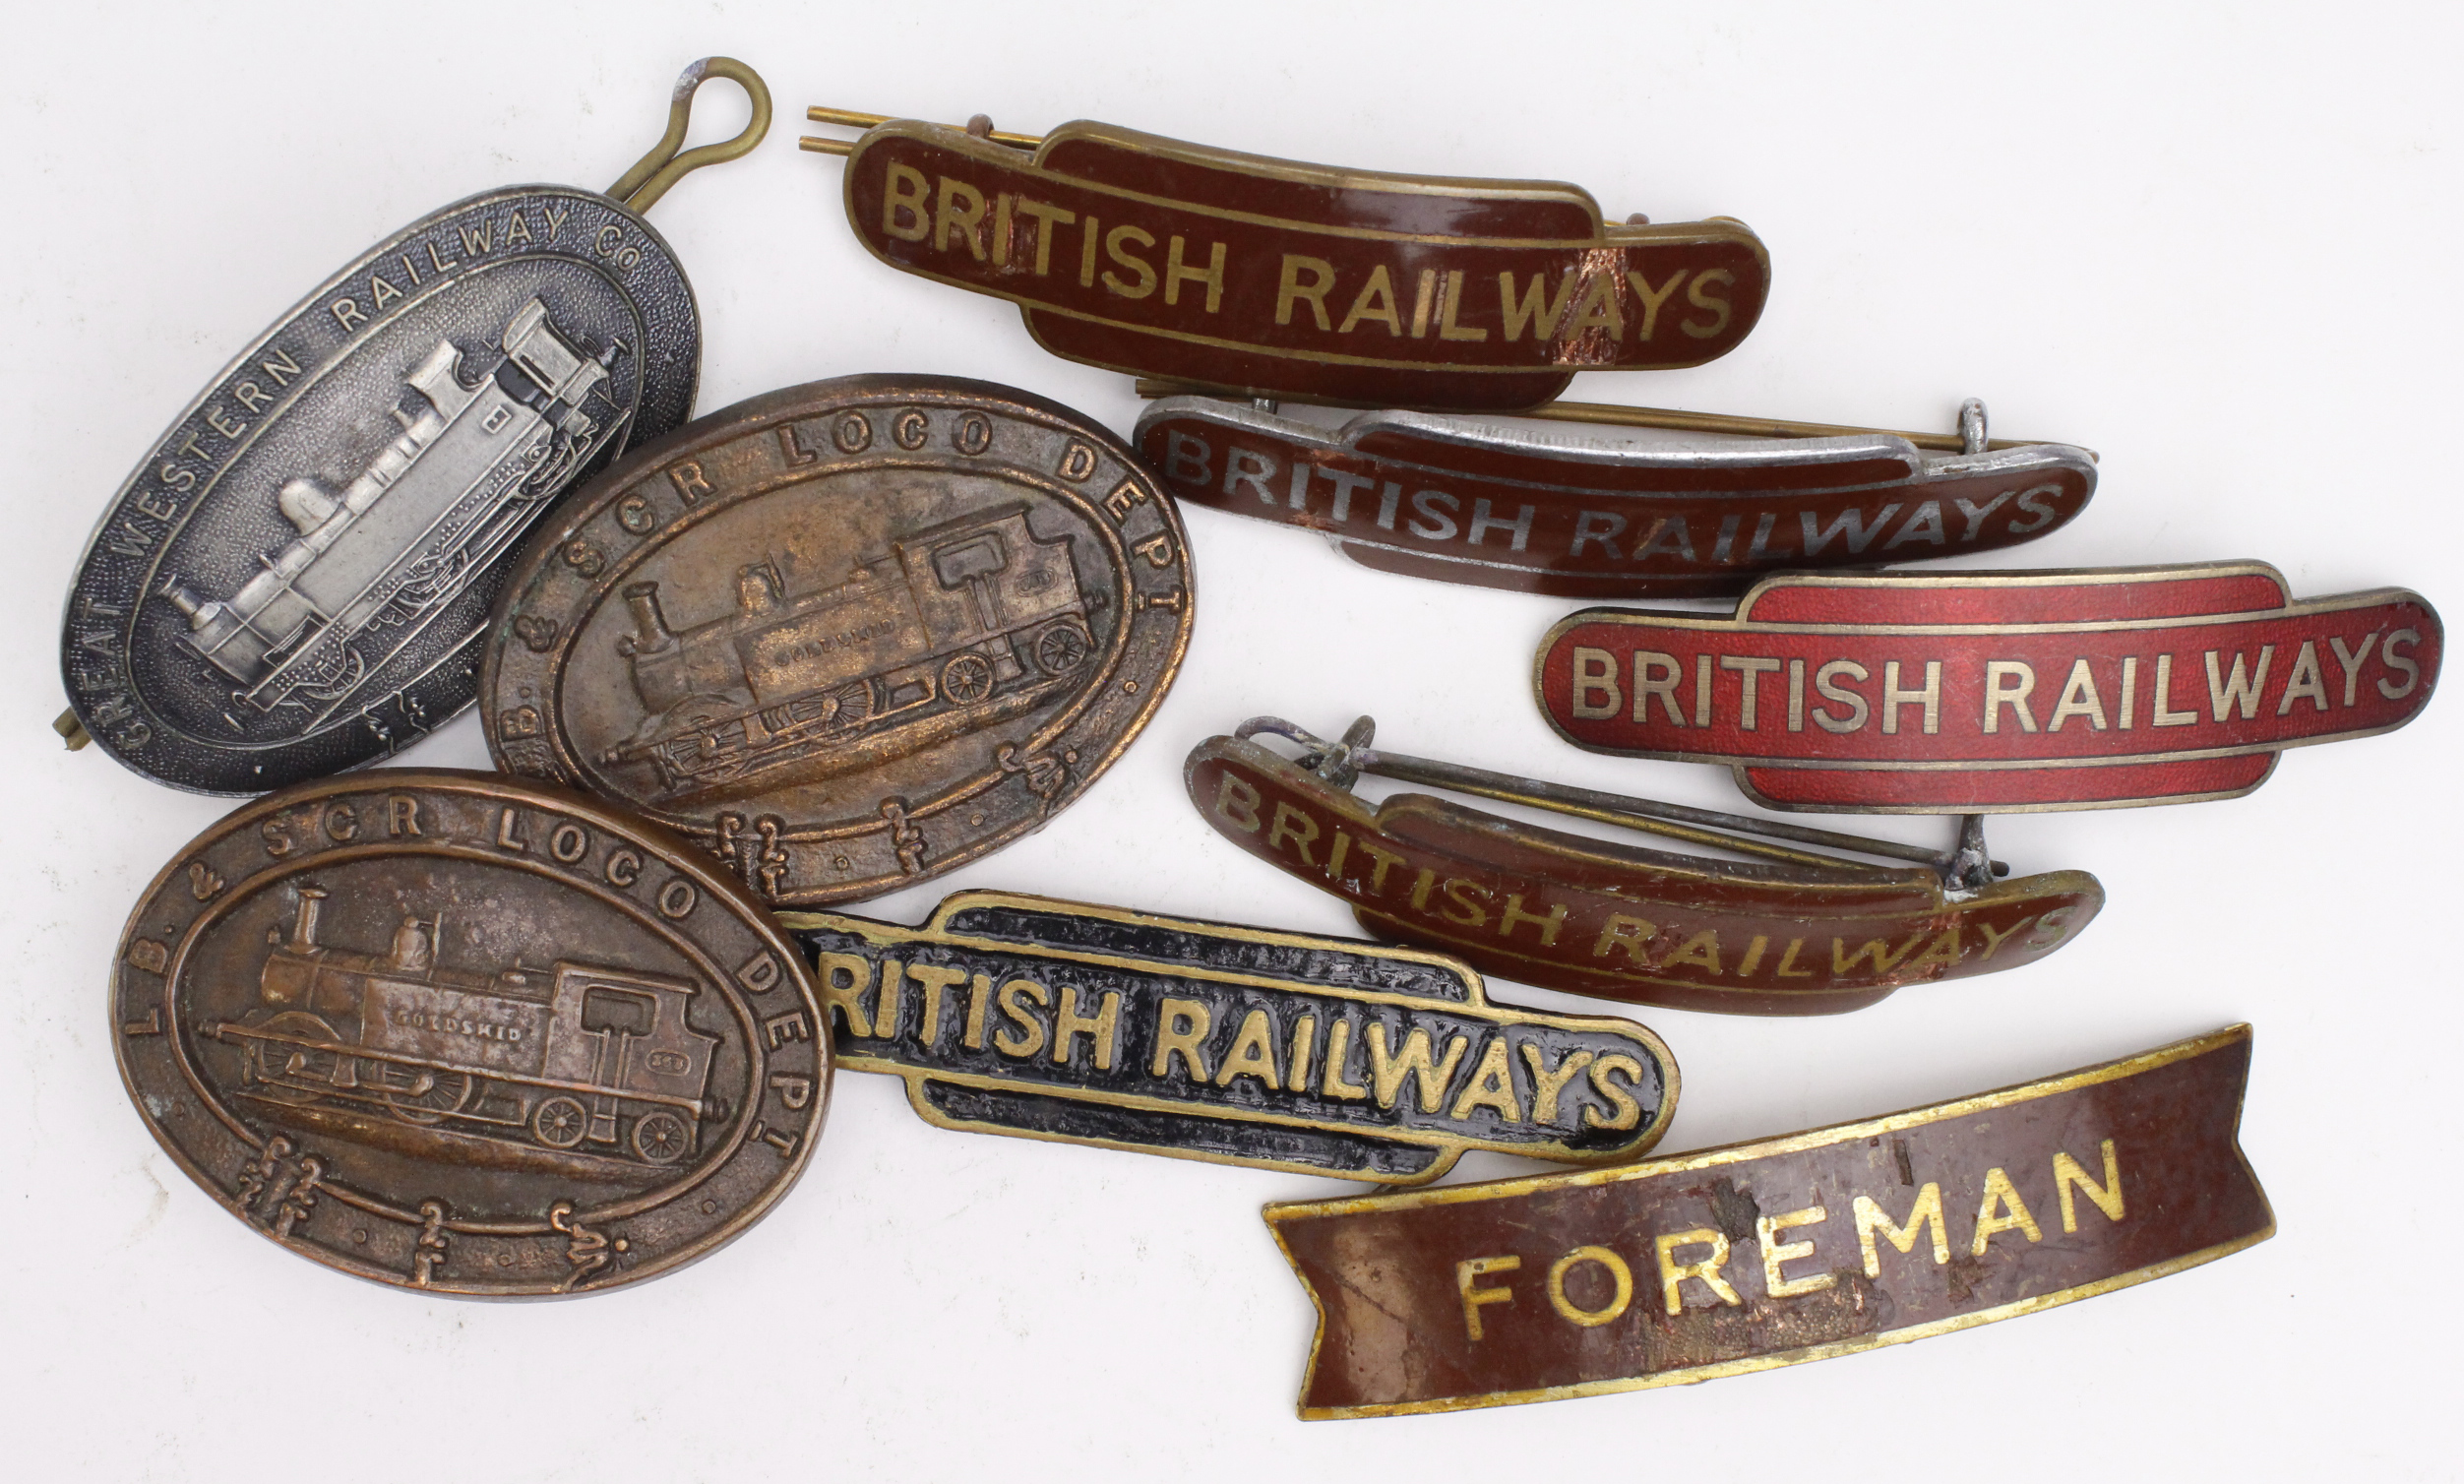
[1535,563,2439,811]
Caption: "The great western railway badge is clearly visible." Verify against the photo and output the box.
[1134,395,2095,598]
[110,771,828,1297]
[801,107,1767,411]
[59,59,771,795]
[482,376,1192,906]
[1190,718,2098,1017]
[1534,562,2440,811]
[1267,1025,2271,1417]
[779,892,1677,1183]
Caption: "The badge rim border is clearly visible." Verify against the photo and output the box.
[478,372,1196,906]
[1530,559,2439,813]
[59,181,702,797]
[780,888,1682,1184]
[109,767,831,1299]
[1263,1022,2274,1418]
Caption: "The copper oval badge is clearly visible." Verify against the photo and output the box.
[109,771,829,1296]
[481,375,1194,904]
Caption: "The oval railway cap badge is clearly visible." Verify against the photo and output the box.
[60,60,772,795]
[110,770,829,1297]
[482,375,1194,906]
[803,109,1768,411]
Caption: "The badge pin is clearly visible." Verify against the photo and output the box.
[112,770,829,1296]
[1534,561,2441,811]
[1267,1025,2272,1416]
[60,60,771,794]
[780,891,1678,1184]
[1189,716,2100,1017]
[1135,394,2096,598]
[801,107,1767,410]
[483,375,1193,905]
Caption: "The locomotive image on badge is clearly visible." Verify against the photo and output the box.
[111,772,828,1297]
[603,500,1097,804]
[162,301,621,720]
[484,375,1192,907]
[217,889,717,1170]
[58,59,770,795]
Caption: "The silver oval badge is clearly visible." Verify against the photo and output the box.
[59,60,770,795]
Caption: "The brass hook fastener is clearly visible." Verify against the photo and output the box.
[610,57,774,214]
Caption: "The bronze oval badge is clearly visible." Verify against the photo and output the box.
[481,375,1194,905]
[110,771,829,1296]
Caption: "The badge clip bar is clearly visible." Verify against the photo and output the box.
[1238,714,2002,892]
[801,106,1040,156]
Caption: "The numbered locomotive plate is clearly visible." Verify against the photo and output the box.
[483,375,1194,905]
[62,185,700,794]
[110,771,829,1297]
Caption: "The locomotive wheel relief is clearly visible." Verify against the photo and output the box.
[483,376,1194,906]
[111,772,829,1297]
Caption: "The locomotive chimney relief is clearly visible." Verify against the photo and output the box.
[167,299,623,720]
[600,500,1099,801]
[214,887,721,1172]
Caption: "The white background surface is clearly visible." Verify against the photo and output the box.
[4,3,2456,1478]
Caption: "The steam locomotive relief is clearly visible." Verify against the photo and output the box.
[208,889,721,1168]
[162,299,624,725]
[601,502,1099,801]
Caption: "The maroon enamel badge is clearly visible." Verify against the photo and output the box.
[1266,1025,2271,1416]
[1135,397,2094,598]
[805,109,1767,411]
[1535,563,2439,811]
[1188,718,2099,1017]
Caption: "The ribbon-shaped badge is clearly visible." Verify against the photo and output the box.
[1266,1026,2271,1416]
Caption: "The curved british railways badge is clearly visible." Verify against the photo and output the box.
[482,376,1193,906]
[111,771,829,1296]
[59,60,771,794]
[1535,562,2440,811]
[801,108,1767,411]
[1190,718,2099,1016]
[1267,1026,2271,1416]
[1135,396,2095,598]
[782,891,1676,1183]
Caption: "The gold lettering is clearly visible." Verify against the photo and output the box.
[1656,1229,1742,1314]
[1101,223,1158,297]
[882,163,931,241]
[1855,1184,1948,1274]
[1367,1023,1469,1112]
[2055,1140,2125,1232]
[991,978,1050,1059]
[1758,1206,1834,1298]
[1518,1043,1595,1126]
[1457,1256,1520,1340]
[1052,986,1121,1070]
[1274,255,1336,329]
[1625,267,1688,340]
[1151,997,1212,1080]
[1163,235,1227,311]
[1547,1247,1634,1327]
[1212,1008,1281,1090]
[1971,1166,2044,1254]
[934,175,987,258]
[1583,1054,1644,1130]
[907,962,966,1048]
[1337,265,1404,335]
[1320,1019,1369,1099]
[1448,1036,1524,1122]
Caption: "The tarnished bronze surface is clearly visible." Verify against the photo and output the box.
[111,771,829,1296]
[1134,397,2095,598]
[780,891,1677,1183]
[1188,721,2098,1016]
[58,60,770,796]
[483,375,1192,905]
[805,111,1767,411]
[1267,1025,2271,1417]
[1536,562,2441,811]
